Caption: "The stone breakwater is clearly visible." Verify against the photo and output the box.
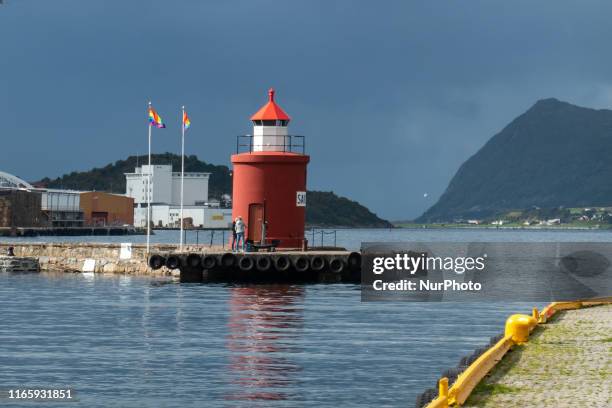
[0,256,40,272]
[0,243,222,275]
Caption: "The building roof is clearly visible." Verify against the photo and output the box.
[250,88,291,121]
[0,171,33,189]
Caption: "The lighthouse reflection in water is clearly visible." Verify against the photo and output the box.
[1,270,539,407]
[225,285,305,402]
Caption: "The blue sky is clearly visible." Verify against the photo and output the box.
[2,1,612,219]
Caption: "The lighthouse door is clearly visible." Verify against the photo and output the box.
[248,203,264,243]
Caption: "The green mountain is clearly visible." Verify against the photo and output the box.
[306,191,393,228]
[418,98,612,222]
[36,153,391,228]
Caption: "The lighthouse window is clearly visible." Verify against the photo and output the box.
[252,120,288,126]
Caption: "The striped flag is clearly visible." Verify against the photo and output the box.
[183,110,191,130]
[148,106,165,128]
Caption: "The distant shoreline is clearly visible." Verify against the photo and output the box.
[393,223,611,231]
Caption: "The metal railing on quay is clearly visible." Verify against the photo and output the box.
[181,228,230,249]
[305,228,337,247]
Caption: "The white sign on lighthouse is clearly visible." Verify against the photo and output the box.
[296,191,306,207]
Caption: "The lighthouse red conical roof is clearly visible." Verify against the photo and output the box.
[250,88,291,121]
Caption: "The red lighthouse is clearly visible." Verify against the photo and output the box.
[231,89,309,249]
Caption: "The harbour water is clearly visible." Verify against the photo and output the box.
[2,228,611,407]
[2,226,612,250]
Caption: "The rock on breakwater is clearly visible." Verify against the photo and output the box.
[0,256,40,272]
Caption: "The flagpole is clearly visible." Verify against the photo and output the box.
[180,106,185,251]
[147,101,152,254]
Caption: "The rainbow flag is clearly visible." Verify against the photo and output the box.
[183,110,191,130]
[148,107,165,128]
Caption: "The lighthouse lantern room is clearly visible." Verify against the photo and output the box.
[231,89,310,249]
[251,88,290,151]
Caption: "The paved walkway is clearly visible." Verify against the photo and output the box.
[464,305,611,408]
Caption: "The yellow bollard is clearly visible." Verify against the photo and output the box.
[505,314,533,344]
[438,377,449,408]
[439,377,448,397]
[526,310,538,331]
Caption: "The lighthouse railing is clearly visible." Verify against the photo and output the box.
[236,135,306,154]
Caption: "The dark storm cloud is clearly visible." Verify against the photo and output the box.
[1,0,612,219]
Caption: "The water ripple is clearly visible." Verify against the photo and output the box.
[0,272,535,407]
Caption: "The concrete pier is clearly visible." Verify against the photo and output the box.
[0,243,362,282]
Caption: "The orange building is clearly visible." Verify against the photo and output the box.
[80,192,134,226]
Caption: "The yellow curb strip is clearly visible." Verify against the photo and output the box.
[423,297,612,408]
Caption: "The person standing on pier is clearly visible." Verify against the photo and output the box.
[231,219,237,251]
[235,217,246,252]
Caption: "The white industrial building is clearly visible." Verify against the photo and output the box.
[126,165,209,206]
[125,164,231,229]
